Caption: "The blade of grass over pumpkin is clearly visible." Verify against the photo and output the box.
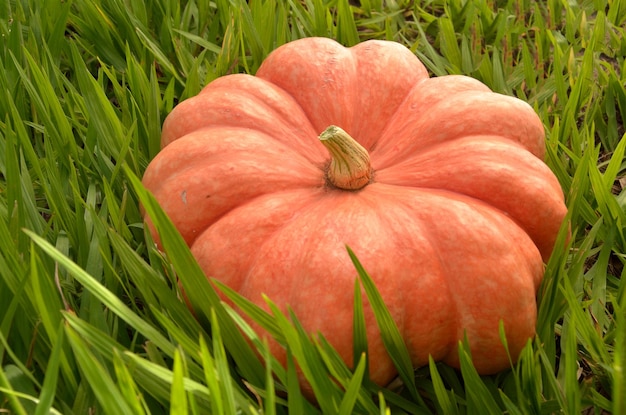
[209,308,238,415]
[337,353,367,415]
[264,298,341,413]
[428,357,460,415]
[219,304,295,405]
[346,246,422,404]
[499,337,536,414]
[457,339,502,413]
[314,336,379,414]
[219,303,288,384]
[262,340,277,415]
[212,279,284,343]
[124,166,266,386]
[497,323,548,411]
[285,349,305,414]
[352,277,369,380]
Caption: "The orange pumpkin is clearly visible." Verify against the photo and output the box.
[142,37,567,386]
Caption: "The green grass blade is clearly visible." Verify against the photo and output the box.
[285,348,305,413]
[198,335,224,415]
[337,353,367,415]
[1,1,623,413]
[337,0,360,46]
[170,348,188,415]
[122,352,212,406]
[212,279,283,343]
[264,298,340,413]
[65,324,135,414]
[124,166,266,386]
[0,364,29,415]
[112,351,147,415]
[346,246,422,404]
[25,229,177,357]
[262,341,276,415]
[499,391,524,415]
[457,339,502,413]
[614,278,626,415]
[209,309,238,415]
[34,322,65,415]
[352,277,369,380]
[314,336,378,414]
[428,357,459,415]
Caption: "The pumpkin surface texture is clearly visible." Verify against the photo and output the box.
[142,37,568,388]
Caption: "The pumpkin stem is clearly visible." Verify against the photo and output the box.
[319,125,372,190]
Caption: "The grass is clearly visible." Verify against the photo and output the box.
[0,0,625,413]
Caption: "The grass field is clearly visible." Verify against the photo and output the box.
[1,0,625,413]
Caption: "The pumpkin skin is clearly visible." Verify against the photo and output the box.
[142,37,567,386]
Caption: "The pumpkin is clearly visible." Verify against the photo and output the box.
[142,37,567,387]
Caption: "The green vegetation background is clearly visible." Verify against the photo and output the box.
[0,0,625,413]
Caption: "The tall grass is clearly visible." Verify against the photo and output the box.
[1,0,625,413]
